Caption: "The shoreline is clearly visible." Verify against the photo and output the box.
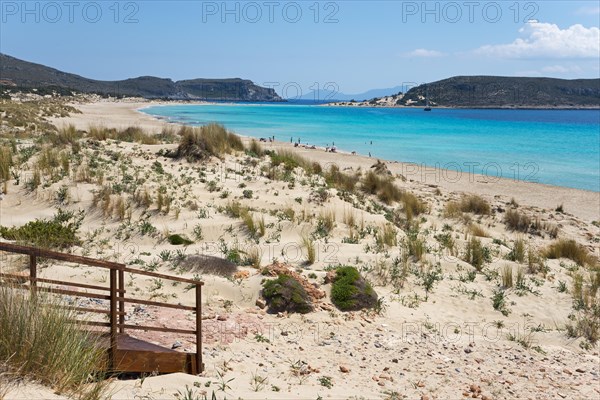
[52,100,600,221]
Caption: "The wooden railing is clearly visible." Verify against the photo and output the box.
[0,241,204,374]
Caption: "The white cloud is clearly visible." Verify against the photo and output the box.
[475,22,600,59]
[404,49,445,58]
[574,6,600,15]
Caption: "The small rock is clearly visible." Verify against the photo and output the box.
[171,341,182,349]
[339,365,350,373]
[464,348,472,354]
[255,298,266,309]
[470,384,481,393]
[421,395,430,400]
[575,368,586,373]
[563,368,573,375]
[378,381,385,386]
[392,358,399,363]
[217,315,227,321]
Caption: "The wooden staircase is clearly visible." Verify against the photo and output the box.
[0,242,204,375]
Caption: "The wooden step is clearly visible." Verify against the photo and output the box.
[95,333,199,374]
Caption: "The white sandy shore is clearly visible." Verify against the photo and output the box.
[52,100,600,221]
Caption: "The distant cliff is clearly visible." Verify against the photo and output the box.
[0,54,282,101]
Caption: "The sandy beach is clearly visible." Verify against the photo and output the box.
[3,99,599,399]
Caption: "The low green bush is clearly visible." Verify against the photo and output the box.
[330,266,378,311]
[0,210,83,249]
[262,275,313,314]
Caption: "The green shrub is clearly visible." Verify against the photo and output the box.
[0,210,83,249]
[330,266,378,311]
[262,275,313,314]
[167,234,193,246]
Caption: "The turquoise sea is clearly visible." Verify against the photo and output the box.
[142,104,600,192]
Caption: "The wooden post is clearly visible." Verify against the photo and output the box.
[109,269,118,371]
[118,269,125,334]
[29,251,37,295]
[195,283,202,374]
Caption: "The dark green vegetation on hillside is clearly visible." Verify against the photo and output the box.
[0,54,282,101]
[402,76,600,108]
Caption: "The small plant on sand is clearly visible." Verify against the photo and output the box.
[492,289,510,316]
[250,370,269,392]
[376,223,397,248]
[318,376,333,389]
[168,234,194,246]
[501,265,513,288]
[463,237,491,271]
[302,234,316,265]
[507,238,526,263]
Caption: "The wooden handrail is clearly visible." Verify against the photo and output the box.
[0,241,204,374]
[0,273,126,293]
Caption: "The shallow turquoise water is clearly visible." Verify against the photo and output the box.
[142,104,600,192]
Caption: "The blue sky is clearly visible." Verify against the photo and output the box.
[1,1,599,95]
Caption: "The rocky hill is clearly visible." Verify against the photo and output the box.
[331,76,600,109]
[0,54,282,101]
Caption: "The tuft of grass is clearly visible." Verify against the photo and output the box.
[324,164,359,192]
[504,209,531,232]
[376,223,397,248]
[446,195,491,217]
[468,224,488,238]
[0,146,14,185]
[507,238,526,263]
[400,191,428,220]
[88,125,157,144]
[343,207,356,227]
[463,237,491,271]
[246,139,264,158]
[544,239,596,267]
[268,150,318,175]
[501,265,513,288]
[244,246,262,269]
[460,195,491,215]
[168,124,243,162]
[0,286,108,399]
[302,234,316,265]
[361,171,402,205]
